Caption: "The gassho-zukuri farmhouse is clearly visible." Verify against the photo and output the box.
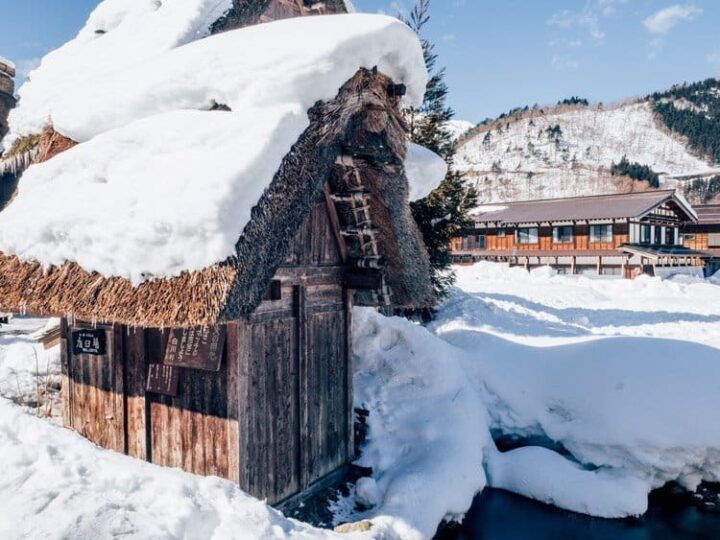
[0,4,448,505]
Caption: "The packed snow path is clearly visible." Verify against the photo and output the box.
[2,264,720,539]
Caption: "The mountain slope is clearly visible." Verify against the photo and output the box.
[454,78,720,203]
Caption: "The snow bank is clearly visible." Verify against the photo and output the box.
[0,14,426,283]
[404,143,448,200]
[0,398,351,540]
[348,308,489,540]
[486,446,650,518]
[343,263,720,526]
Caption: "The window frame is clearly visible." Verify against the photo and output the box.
[589,224,613,243]
[640,224,652,244]
[552,225,574,244]
[517,227,539,245]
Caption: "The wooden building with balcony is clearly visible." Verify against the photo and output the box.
[683,204,720,276]
[451,190,707,278]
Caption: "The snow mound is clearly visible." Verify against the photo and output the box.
[349,308,489,540]
[405,143,448,201]
[0,397,346,540]
[0,14,426,283]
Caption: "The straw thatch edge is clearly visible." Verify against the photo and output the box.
[0,68,433,327]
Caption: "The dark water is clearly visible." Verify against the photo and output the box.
[436,488,720,540]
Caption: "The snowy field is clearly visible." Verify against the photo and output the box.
[2,263,720,539]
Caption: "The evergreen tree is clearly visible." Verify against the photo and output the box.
[401,0,478,310]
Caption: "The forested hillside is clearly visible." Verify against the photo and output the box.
[454,78,720,204]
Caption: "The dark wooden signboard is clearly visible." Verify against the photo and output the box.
[163,326,226,371]
[71,328,107,356]
[146,364,179,396]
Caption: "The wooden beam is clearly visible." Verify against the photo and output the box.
[323,183,348,264]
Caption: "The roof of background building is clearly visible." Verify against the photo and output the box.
[472,190,696,224]
[694,204,720,225]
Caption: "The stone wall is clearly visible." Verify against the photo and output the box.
[0,60,16,146]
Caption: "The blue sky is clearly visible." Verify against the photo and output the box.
[1,0,718,122]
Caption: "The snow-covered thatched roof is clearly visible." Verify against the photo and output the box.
[0,8,437,326]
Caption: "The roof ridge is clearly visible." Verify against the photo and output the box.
[480,189,675,207]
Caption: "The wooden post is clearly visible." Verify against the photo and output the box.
[60,318,72,429]
[571,256,576,275]
[596,256,602,276]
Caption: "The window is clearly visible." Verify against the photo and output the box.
[666,228,676,245]
[590,224,613,243]
[654,226,662,245]
[640,225,651,244]
[497,228,506,238]
[518,227,538,244]
[710,233,720,247]
[552,226,574,243]
[476,234,486,249]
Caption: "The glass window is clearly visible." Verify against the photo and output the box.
[496,228,506,238]
[518,227,538,244]
[476,234,486,249]
[654,226,662,245]
[640,225,651,244]
[590,224,613,243]
[552,226,574,243]
[665,228,676,245]
[709,233,720,247]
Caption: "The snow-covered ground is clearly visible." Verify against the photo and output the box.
[2,264,720,539]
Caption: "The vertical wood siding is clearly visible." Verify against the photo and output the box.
[62,190,353,505]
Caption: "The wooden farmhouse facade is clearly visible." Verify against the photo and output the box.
[450,190,710,278]
[0,67,432,505]
[682,204,720,276]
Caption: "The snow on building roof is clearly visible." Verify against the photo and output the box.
[0,56,15,70]
[472,190,697,224]
[405,143,448,201]
[0,14,426,286]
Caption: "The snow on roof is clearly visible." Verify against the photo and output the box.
[405,143,448,201]
[0,14,426,284]
[0,56,14,70]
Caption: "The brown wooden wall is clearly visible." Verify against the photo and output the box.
[452,223,630,253]
[61,194,354,505]
[684,232,709,251]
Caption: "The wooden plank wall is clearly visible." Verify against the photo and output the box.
[65,323,125,453]
[684,232,709,251]
[455,223,631,253]
[62,192,353,505]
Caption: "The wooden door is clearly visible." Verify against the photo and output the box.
[301,284,350,485]
[65,324,125,452]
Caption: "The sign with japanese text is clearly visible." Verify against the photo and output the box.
[71,329,107,356]
[163,326,226,371]
[146,364,180,396]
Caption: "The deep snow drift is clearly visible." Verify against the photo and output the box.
[2,264,720,538]
[0,13,426,283]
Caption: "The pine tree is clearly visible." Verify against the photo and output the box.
[401,0,478,309]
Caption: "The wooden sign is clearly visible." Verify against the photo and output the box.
[71,328,107,356]
[163,326,226,371]
[146,364,179,396]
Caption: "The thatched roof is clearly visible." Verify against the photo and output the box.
[211,0,350,33]
[0,69,433,327]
